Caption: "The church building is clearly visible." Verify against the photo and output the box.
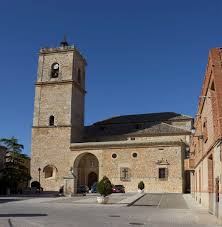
[31,39,192,193]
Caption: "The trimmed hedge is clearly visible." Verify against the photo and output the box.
[138,181,145,190]
[97,176,112,197]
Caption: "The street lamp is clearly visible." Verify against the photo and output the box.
[38,168,41,192]
[191,127,203,139]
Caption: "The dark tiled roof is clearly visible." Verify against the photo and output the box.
[94,112,192,125]
[127,122,190,135]
[83,112,192,142]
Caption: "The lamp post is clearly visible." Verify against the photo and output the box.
[191,127,204,139]
[38,168,41,193]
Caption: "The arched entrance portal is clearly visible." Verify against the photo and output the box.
[74,153,99,190]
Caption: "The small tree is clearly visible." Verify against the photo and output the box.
[0,137,31,194]
[97,176,112,197]
[138,181,145,190]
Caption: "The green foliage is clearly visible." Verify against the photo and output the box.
[138,181,145,190]
[0,137,31,193]
[97,176,112,197]
[0,167,31,187]
[0,137,24,153]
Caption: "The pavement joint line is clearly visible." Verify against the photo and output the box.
[157,193,164,208]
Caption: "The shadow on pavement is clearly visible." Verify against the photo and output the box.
[0,214,47,217]
[0,199,24,204]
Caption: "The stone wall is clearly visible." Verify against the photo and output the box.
[31,127,71,191]
[101,146,183,192]
[70,140,185,193]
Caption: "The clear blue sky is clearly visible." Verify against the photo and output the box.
[0,0,222,155]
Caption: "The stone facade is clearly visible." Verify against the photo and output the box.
[31,41,192,194]
[71,139,187,193]
[190,47,222,220]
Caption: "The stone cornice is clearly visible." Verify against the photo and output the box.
[123,132,191,137]
[32,125,71,129]
[70,140,185,150]
[39,46,87,65]
[39,47,75,54]
[156,158,170,165]
[35,80,86,94]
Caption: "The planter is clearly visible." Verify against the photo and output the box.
[97,196,109,204]
[138,189,144,194]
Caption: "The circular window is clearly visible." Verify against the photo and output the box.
[112,153,117,159]
[132,152,138,158]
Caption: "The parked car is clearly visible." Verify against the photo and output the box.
[112,185,125,193]
[90,182,97,193]
[77,185,89,193]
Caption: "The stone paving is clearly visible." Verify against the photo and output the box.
[132,193,188,209]
[43,192,144,205]
[0,193,220,226]
[48,193,129,204]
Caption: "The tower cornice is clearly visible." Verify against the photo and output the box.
[39,46,87,65]
[35,80,87,94]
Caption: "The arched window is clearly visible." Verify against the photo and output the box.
[77,68,81,84]
[51,63,59,78]
[49,115,55,126]
[43,165,57,179]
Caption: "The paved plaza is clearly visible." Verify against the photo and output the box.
[132,193,188,209]
[0,193,220,227]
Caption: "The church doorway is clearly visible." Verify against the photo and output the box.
[74,153,99,190]
[88,172,98,189]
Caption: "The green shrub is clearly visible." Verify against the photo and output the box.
[97,176,112,197]
[138,181,145,190]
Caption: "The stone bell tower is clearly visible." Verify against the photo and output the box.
[31,38,87,191]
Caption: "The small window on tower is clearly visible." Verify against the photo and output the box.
[51,63,59,78]
[77,68,81,84]
[49,116,55,126]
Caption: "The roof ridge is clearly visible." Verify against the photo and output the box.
[92,112,192,126]
[160,122,191,132]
